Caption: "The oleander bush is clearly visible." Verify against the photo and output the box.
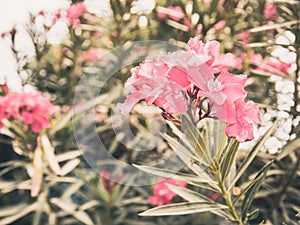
[0,0,299,224]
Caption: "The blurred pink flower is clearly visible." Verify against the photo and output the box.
[148,178,187,206]
[238,30,251,44]
[0,92,57,133]
[184,18,193,30]
[264,4,277,20]
[213,20,226,31]
[223,98,261,142]
[257,58,290,75]
[100,170,123,193]
[80,48,100,62]
[66,2,85,28]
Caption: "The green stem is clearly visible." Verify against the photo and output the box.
[216,172,243,225]
[105,194,113,225]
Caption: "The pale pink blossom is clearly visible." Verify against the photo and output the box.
[117,76,187,115]
[187,37,237,72]
[80,48,100,62]
[223,98,261,142]
[213,20,226,31]
[148,178,187,206]
[129,60,190,88]
[194,69,247,106]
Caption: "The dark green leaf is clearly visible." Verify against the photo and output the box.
[241,161,273,222]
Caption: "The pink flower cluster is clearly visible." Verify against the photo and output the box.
[118,38,262,142]
[0,92,57,133]
[148,178,187,206]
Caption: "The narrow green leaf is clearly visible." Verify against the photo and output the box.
[166,184,213,202]
[220,139,239,182]
[233,175,266,205]
[277,137,300,161]
[241,160,273,222]
[139,202,227,216]
[133,165,213,184]
[163,133,205,166]
[181,114,207,160]
[166,184,229,219]
[229,122,277,190]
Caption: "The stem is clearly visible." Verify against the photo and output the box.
[216,172,243,225]
[105,194,113,225]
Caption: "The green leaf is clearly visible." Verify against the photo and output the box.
[133,165,213,184]
[229,122,277,190]
[139,202,227,216]
[277,137,300,161]
[181,114,207,161]
[241,160,273,222]
[166,184,229,219]
[163,133,205,166]
[166,184,213,202]
[220,139,239,182]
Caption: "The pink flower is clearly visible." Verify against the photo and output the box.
[192,68,247,106]
[238,30,251,44]
[264,4,277,20]
[148,178,187,206]
[257,58,290,75]
[80,48,100,63]
[0,92,57,133]
[66,2,85,28]
[215,71,247,104]
[187,37,237,73]
[184,18,193,30]
[223,98,261,142]
[213,20,226,31]
[117,76,187,115]
[160,50,210,89]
